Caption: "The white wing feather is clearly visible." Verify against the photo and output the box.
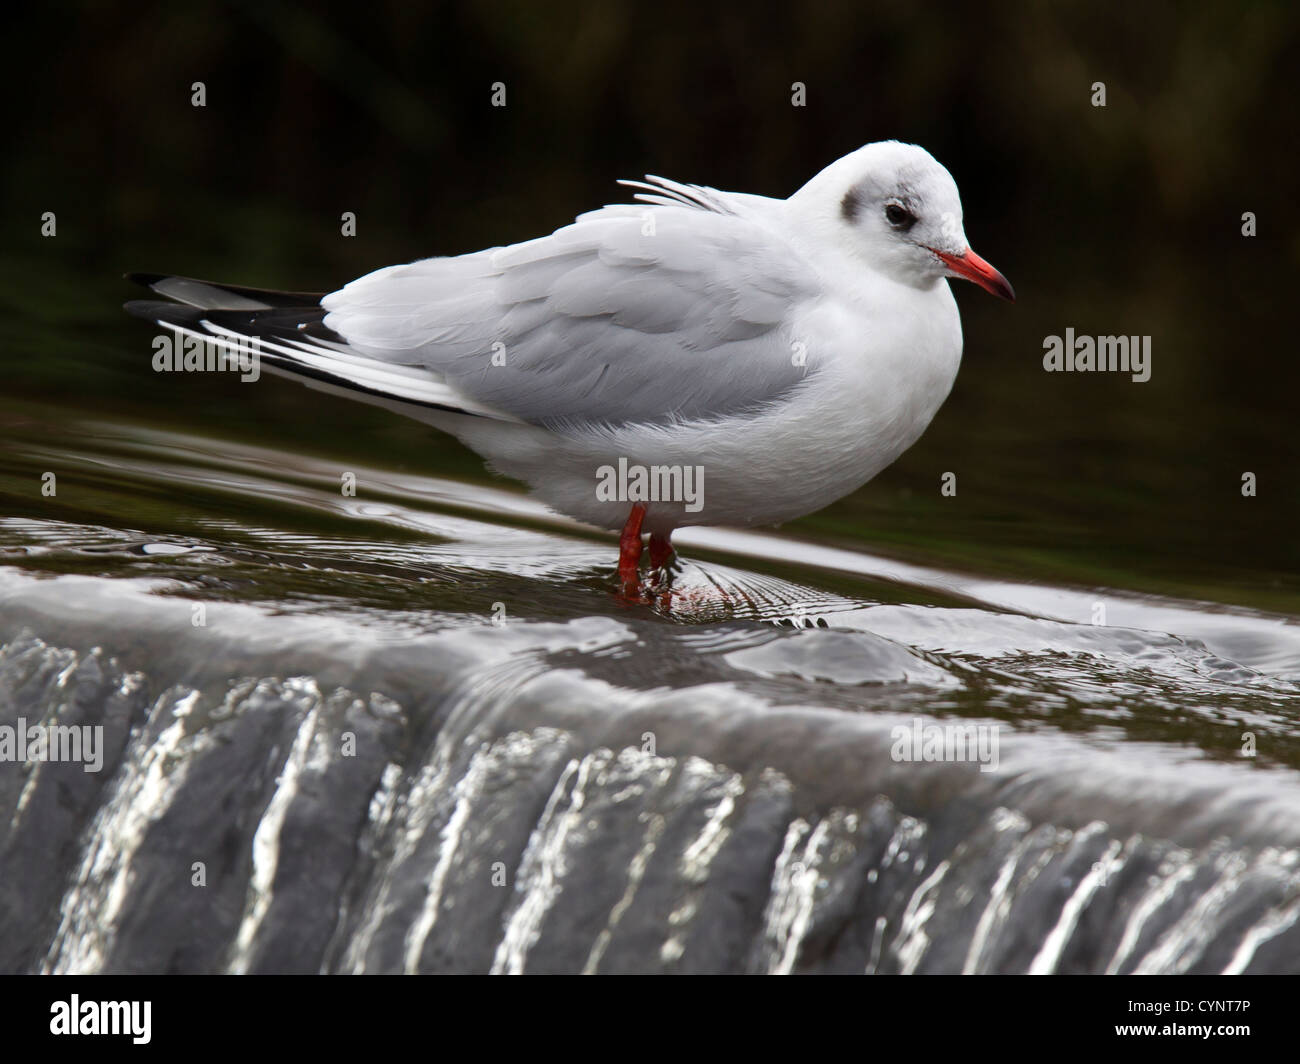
[321,189,821,426]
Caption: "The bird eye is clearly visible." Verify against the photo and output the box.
[884,203,916,230]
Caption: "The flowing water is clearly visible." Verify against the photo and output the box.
[1,405,1298,974]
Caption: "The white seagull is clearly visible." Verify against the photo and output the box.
[126,140,1013,589]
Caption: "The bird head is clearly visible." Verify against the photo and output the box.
[795,140,1014,302]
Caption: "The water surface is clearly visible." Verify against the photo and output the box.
[1,405,1297,973]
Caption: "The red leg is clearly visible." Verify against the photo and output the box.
[648,532,674,571]
[618,504,646,588]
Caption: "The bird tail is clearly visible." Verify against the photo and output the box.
[123,273,510,421]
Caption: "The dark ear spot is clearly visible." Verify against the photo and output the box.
[840,187,861,222]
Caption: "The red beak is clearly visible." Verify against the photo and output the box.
[930,248,1015,302]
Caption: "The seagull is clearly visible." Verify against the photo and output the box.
[126,140,1013,591]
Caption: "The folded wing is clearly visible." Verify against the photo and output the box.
[321,192,822,427]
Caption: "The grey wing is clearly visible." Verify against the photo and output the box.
[320,198,822,426]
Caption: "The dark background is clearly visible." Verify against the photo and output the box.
[3,0,1298,608]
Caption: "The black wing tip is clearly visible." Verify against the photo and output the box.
[122,298,344,347]
[121,271,328,308]
[122,299,202,325]
[122,297,170,319]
